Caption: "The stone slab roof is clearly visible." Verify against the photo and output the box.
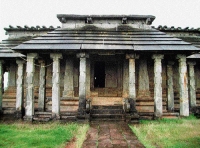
[13,25,198,53]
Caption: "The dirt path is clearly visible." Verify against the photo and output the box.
[82,121,144,148]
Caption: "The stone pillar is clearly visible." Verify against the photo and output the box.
[62,58,74,98]
[177,54,189,116]
[0,60,4,113]
[138,58,151,99]
[50,53,62,118]
[86,58,90,98]
[24,53,38,121]
[77,52,89,116]
[126,54,137,100]
[16,60,25,118]
[122,60,129,98]
[8,62,16,88]
[188,61,196,107]
[152,54,164,118]
[167,61,174,112]
[38,60,46,111]
[126,54,139,114]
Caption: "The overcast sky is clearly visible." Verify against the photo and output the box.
[0,0,200,41]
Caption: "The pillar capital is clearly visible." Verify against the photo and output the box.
[76,52,89,58]
[50,53,63,60]
[187,61,196,66]
[126,54,139,59]
[16,60,26,65]
[152,54,164,60]
[27,53,38,59]
[176,54,186,62]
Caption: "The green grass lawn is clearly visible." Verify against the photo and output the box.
[0,121,89,148]
[130,115,200,148]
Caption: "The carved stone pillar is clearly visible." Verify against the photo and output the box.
[0,60,4,112]
[38,60,46,111]
[24,53,38,121]
[177,54,189,116]
[50,53,62,119]
[138,58,151,99]
[16,60,25,118]
[188,61,196,107]
[152,54,164,118]
[126,54,139,114]
[63,58,74,98]
[167,61,174,112]
[77,52,89,117]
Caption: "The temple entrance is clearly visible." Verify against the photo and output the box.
[94,61,105,88]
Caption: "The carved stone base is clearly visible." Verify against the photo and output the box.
[15,110,23,119]
[52,113,60,120]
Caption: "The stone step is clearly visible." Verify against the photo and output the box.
[60,112,77,116]
[91,114,125,119]
[91,109,124,114]
[35,112,52,115]
[92,105,123,110]
[91,118,125,121]
[60,116,76,121]
[33,117,52,122]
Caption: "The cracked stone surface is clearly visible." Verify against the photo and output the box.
[82,121,144,148]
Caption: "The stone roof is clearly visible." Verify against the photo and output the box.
[13,25,198,53]
[152,25,200,32]
[4,25,60,32]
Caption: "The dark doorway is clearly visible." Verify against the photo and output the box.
[94,61,105,87]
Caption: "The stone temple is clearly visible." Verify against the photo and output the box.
[0,14,200,122]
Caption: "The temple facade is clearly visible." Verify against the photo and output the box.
[0,14,199,122]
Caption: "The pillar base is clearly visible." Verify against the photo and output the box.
[52,113,60,120]
[23,115,33,122]
[154,112,162,119]
[15,110,23,119]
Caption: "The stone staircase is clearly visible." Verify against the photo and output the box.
[33,112,52,122]
[90,105,125,121]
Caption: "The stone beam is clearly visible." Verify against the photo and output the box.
[167,61,174,112]
[152,54,164,118]
[38,60,46,111]
[24,53,38,121]
[188,61,196,107]
[50,53,63,119]
[177,54,189,116]
[16,60,25,119]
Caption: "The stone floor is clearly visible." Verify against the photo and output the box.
[82,121,144,148]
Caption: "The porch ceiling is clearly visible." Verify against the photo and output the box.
[12,26,199,52]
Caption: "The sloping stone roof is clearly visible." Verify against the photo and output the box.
[13,25,198,53]
[0,26,60,58]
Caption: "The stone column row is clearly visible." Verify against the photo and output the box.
[0,60,4,113]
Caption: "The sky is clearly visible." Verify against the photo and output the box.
[0,0,200,41]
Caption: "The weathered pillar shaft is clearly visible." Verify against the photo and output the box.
[177,54,189,116]
[25,53,38,120]
[8,62,16,87]
[0,60,4,112]
[152,54,164,117]
[63,58,74,98]
[77,52,89,115]
[167,61,174,111]
[126,54,138,100]
[86,58,90,98]
[16,60,25,118]
[188,61,196,107]
[138,58,151,98]
[38,60,46,111]
[122,60,129,98]
[50,53,62,118]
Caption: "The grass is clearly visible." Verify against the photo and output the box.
[0,121,89,148]
[130,115,200,148]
